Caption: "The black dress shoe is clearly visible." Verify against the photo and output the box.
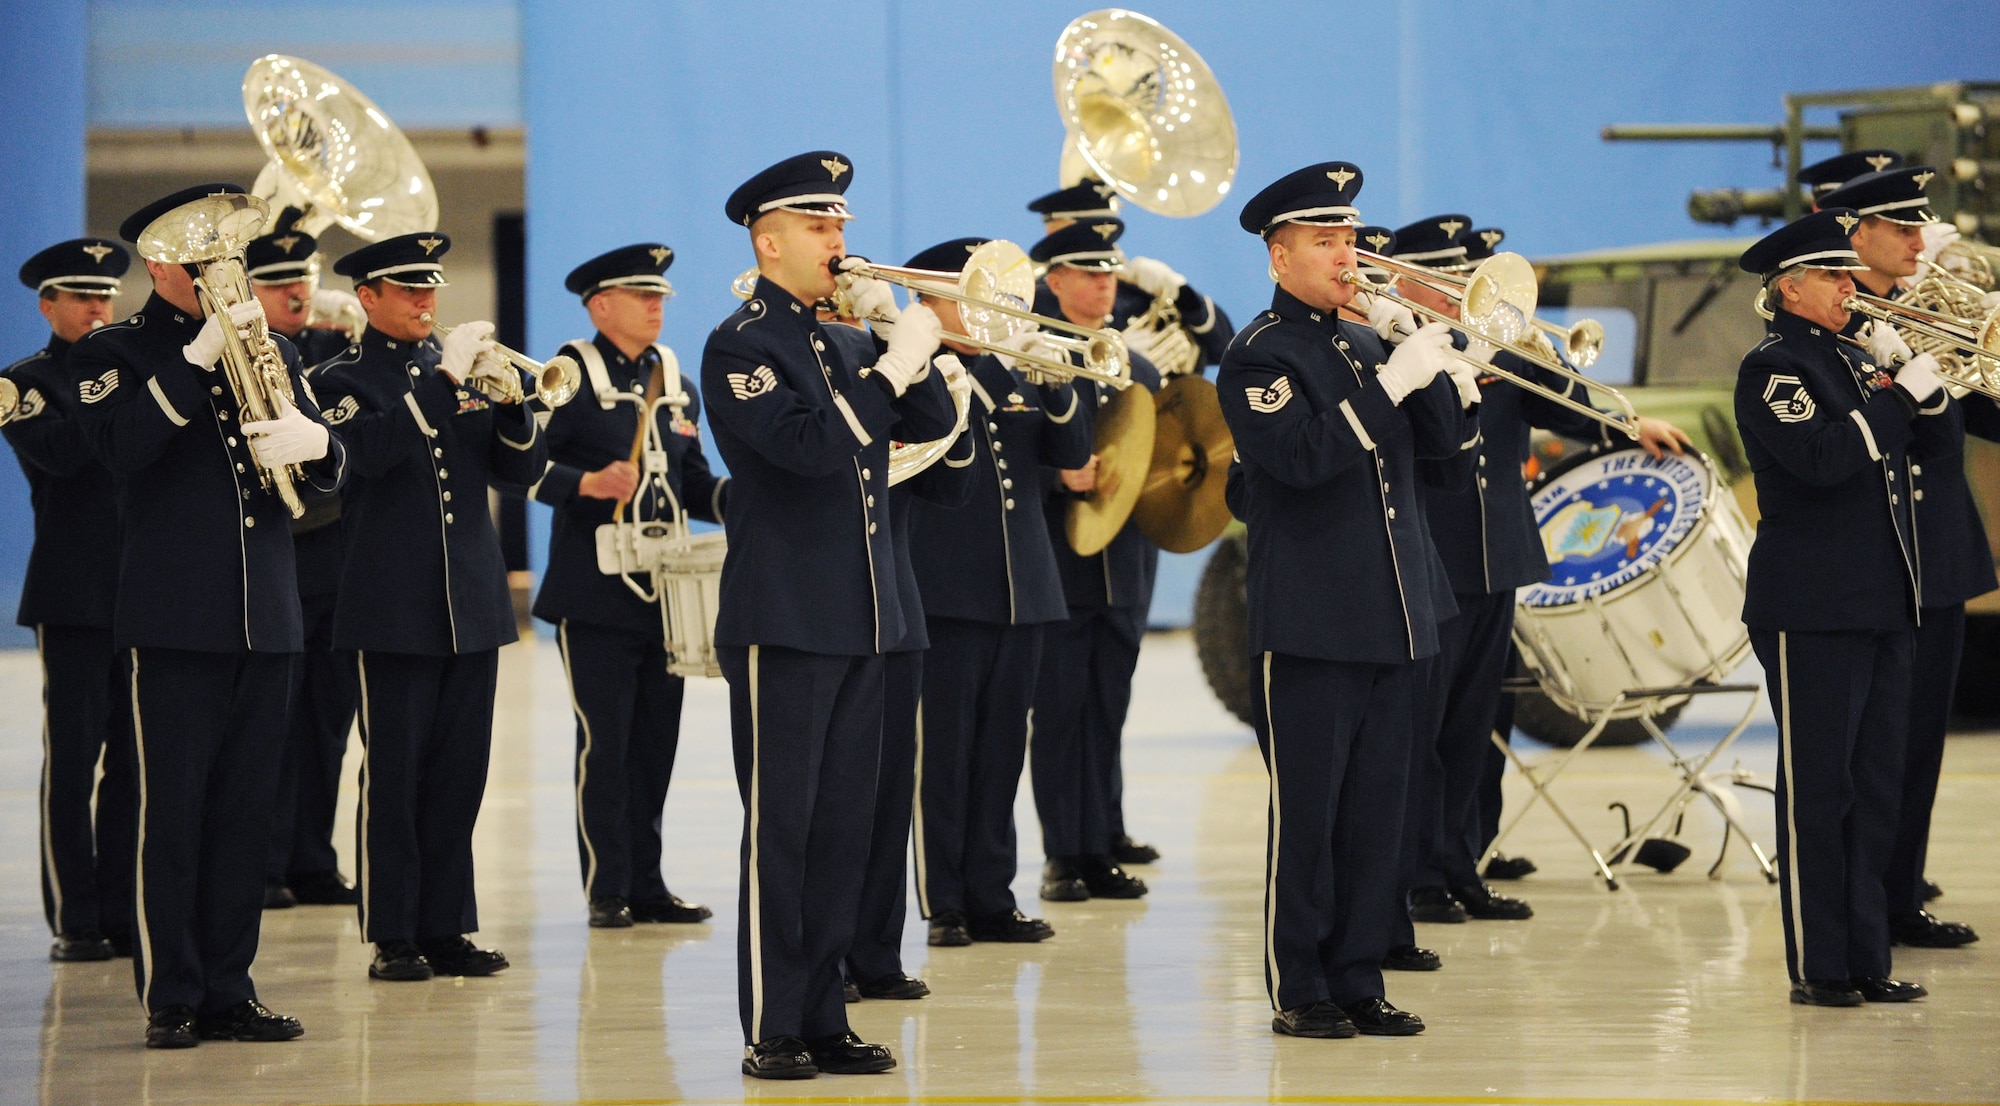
[1789,979,1864,1007]
[1383,944,1441,971]
[1271,1001,1356,1039]
[419,936,509,976]
[805,1031,896,1074]
[1407,886,1467,924]
[1040,858,1090,902]
[1922,878,1943,902]
[1890,911,1979,948]
[742,1035,817,1080]
[856,972,930,999]
[51,931,114,962]
[1855,976,1928,1002]
[1081,855,1148,899]
[589,897,634,928]
[967,909,1054,943]
[1453,881,1534,920]
[1112,835,1160,865]
[928,910,971,947]
[369,941,433,981]
[1484,854,1538,880]
[262,883,297,910]
[1339,996,1425,1036]
[196,999,304,1042]
[287,870,360,905]
[842,980,860,1003]
[145,1005,198,1049]
[630,894,713,923]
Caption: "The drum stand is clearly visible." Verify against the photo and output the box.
[1485,681,1775,891]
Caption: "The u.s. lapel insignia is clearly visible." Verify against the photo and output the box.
[1365,231,1391,251]
[1326,167,1356,189]
[273,235,300,253]
[1912,170,1935,190]
[1835,212,1860,234]
[1866,154,1895,172]
[1092,222,1118,240]
[822,157,850,181]
[81,243,114,263]
[1439,218,1466,238]
[417,236,445,256]
[649,247,672,266]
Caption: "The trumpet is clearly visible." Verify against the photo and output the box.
[831,242,1134,390]
[1345,250,1641,439]
[420,314,582,408]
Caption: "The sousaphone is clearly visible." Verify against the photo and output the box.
[243,55,439,241]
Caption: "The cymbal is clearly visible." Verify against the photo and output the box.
[1133,376,1236,553]
[1067,384,1158,556]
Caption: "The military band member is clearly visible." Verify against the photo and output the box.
[1029,180,1235,378]
[701,151,956,1079]
[1219,162,1473,1039]
[73,184,347,1048]
[1819,168,1986,949]
[531,242,723,929]
[898,238,1091,946]
[240,213,362,910]
[1734,208,1939,1007]
[314,231,545,983]
[7,238,138,962]
[1798,149,1903,203]
[1027,218,1160,903]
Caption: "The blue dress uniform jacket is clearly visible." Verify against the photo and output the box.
[1733,308,1927,631]
[287,325,354,371]
[1218,288,1471,664]
[1909,393,2000,608]
[913,353,1093,626]
[1420,348,1606,595]
[4,337,120,629]
[1044,353,1165,612]
[531,333,728,636]
[699,279,958,656]
[313,328,547,655]
[70,294,347,652]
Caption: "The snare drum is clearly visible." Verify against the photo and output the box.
[1514,445,1753,720]
[660,530,727,679]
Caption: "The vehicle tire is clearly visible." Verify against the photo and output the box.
[1193,531,1255,727]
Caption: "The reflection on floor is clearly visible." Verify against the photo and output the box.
[1,632,1994,1105]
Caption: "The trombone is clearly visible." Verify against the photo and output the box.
[420,314,583,408]
[831,241,1134,391]
[1345,250,1641,439]
[1837,292,2000,400]
[1361,250,1608,368]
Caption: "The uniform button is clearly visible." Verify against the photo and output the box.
[439,469,449,479]
[443,491,453,502]
[410,367,420,376]
[1479,477,1488,489]
[866,494,875,507]
[218,410,229,420]
[1387,507,1397,519]
[992,442,1003,451]
[1005,498,1016,509]
[241,489,250,500]
[1912,464,1924,476]
[445,512,455,524]
[1915,489,1925,500]
[1098,394,1108,406]
[868,522,878,534]
[996,460,1008,470]
[211,386,223,396]
[1337,341,1350,350]
[227,436,238,447]
[236,463,245,472]
[988,422,1000,433]
[434,448,444,458]
[1002,478,1013,489]
[1382,482,1390,493]
[1478,455,1487,467]
[244,516,255,528]
[814,340,825,351]
[1891,494,1900,504]
[1889,470,1897,481]
[861,468,872,480]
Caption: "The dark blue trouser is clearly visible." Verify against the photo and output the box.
[848,648,922,982]
[1886,603,1962,917]
[1253,651,1419,1010]
[1751,627,1912,983]
[558,619,687,905]
[128,647,292,1015]
[720,644,881,1045]
[1476,653,1518,859]
[917,619,1043,919]
[38,624,137,942]
[352,649,498,943]
[268,543,356,884]
[1396,591,1514,945]
[1031,606,1140,859]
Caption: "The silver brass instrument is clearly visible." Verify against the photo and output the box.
[1348,250,1642,439]
[1053,9,1237,378]
[243,55,439,241]
[0,377,20,427]
[1935,236,2000,290]
[1749,283,2000,400]
[419,314,583,408]
[135,191,309,517]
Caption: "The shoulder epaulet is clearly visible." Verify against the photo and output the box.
[1236,313,1284,348]
[717,297,771,335]
[2,349,51,375]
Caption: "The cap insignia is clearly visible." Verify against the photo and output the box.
[1866,154,1895,171]
[272,235,300,253]
[1325,167,1356,189]
[1092,182,1117,199]
[81,243,113,263]
[650,247,672,266]
[1092,222,1118,240]
[418,236,445,256]
[1365,232,1391,250]
[822,157,850,181]
[1480,230,1504,248]
[1439,218,1466,237]
[1912,170,1935,190]
[1835,212,1860,234]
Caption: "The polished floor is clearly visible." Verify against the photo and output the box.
[2,632,1996,1106]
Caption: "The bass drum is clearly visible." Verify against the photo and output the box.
[1193,528,1254,726]
[1512,443,1753,744]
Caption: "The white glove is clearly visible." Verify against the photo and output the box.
[1895,352,1943,404]
[935,352,973,422]
[182,300,264,368]
[439,320,496,383]
[1124,256,1186,300]
[242,394,330,467]
[843,275,901,326]
[1465,338,1500,365]
[1919,222,1960,264]
[310,287,362,326]
[1444,360,1483,409]
[1982,290,2000,312]
[1119,321,1159,362]
[869,303,942,397]
[1377,320,1453,405]
[1865,321,1914,367]
[1365,293,1416,343]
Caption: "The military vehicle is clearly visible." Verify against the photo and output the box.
[1193,83,2000,745]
